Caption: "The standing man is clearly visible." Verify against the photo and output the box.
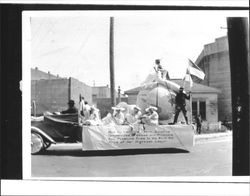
[79,95,85,116]
[195,114,202,134]
[173,87,191,124]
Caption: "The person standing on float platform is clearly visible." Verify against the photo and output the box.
[154,59,170,80]
[173,87,191,124]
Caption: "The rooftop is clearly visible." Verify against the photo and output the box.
[31,67,60,80]
[124,79,220,95]
[195,36,228,65]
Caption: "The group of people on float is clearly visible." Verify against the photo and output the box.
[61,97,160,126]
[61,88,191,127]
[102,105,159,126]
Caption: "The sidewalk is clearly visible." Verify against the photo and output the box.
[195,131,232,141]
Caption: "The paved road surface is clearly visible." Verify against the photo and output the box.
[32,136,232,177]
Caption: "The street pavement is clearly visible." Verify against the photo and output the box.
[32,132,232,177]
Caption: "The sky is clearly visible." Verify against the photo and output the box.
[30,11,249,91]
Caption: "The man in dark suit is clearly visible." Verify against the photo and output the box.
[173,87,191,124]
[61,100,78,114]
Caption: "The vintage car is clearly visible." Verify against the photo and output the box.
[31,113,82,154]
[31,113,195,154]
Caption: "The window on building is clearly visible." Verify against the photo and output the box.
[192,101,198,117]
[192,100,206,120]
[200,101,206,120]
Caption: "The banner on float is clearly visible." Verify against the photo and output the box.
[82,124,194,151]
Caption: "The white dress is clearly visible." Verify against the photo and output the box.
[125,111,142,124]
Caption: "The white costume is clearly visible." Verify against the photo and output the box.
[84,106,102,125]
[125,106,142,124]
[79,99,85,114]
[102,107,125,125]
[154,59,170,80]
[141,106,159,125]
[79,102,91,123]
[113,110,125,125]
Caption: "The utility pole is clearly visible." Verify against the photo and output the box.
[227,17,249,175]
[109,17,116,106]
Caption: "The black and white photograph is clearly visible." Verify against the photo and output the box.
[1,2,249,195]
[22,10,249,178]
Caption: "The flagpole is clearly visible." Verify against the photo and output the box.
[190,88,192,125]
[184,71,192,125]
[185,58,205,125]
[182,76,186,88]
[188,73,193,125]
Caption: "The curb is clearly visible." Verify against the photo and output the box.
[195,131,232,141]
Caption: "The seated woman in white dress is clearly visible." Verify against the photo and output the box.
[141,106,159,126]
[124,105,143,136]
[102,106,125,125]
[83,105,102,126]
[125,106,142,125]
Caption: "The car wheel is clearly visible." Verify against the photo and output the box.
[31,132,44,154]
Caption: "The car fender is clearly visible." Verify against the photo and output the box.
[31,126,56,144]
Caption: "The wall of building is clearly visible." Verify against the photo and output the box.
[31,77,93,115]
[70,77,93,105]
[31,79,69,115]
[92,86,110,98]
[196,36,232,121]
[192,93,218,123]
[127,94,137,105]
[207,52,232,121]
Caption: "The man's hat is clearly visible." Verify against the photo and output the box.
[179,86,184,90]
[112,106,125,111]
[145,106,158,112]
[68,100,75,105]
[155,59,161,63]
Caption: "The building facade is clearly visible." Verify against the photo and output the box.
[92,85,111,99]
[92,85,119,99]
[31,68,127,116]
[195,36,232,121]
[31,68,92,115]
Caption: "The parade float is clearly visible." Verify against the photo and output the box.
[81,71,195,151]
[31,70,196,154]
